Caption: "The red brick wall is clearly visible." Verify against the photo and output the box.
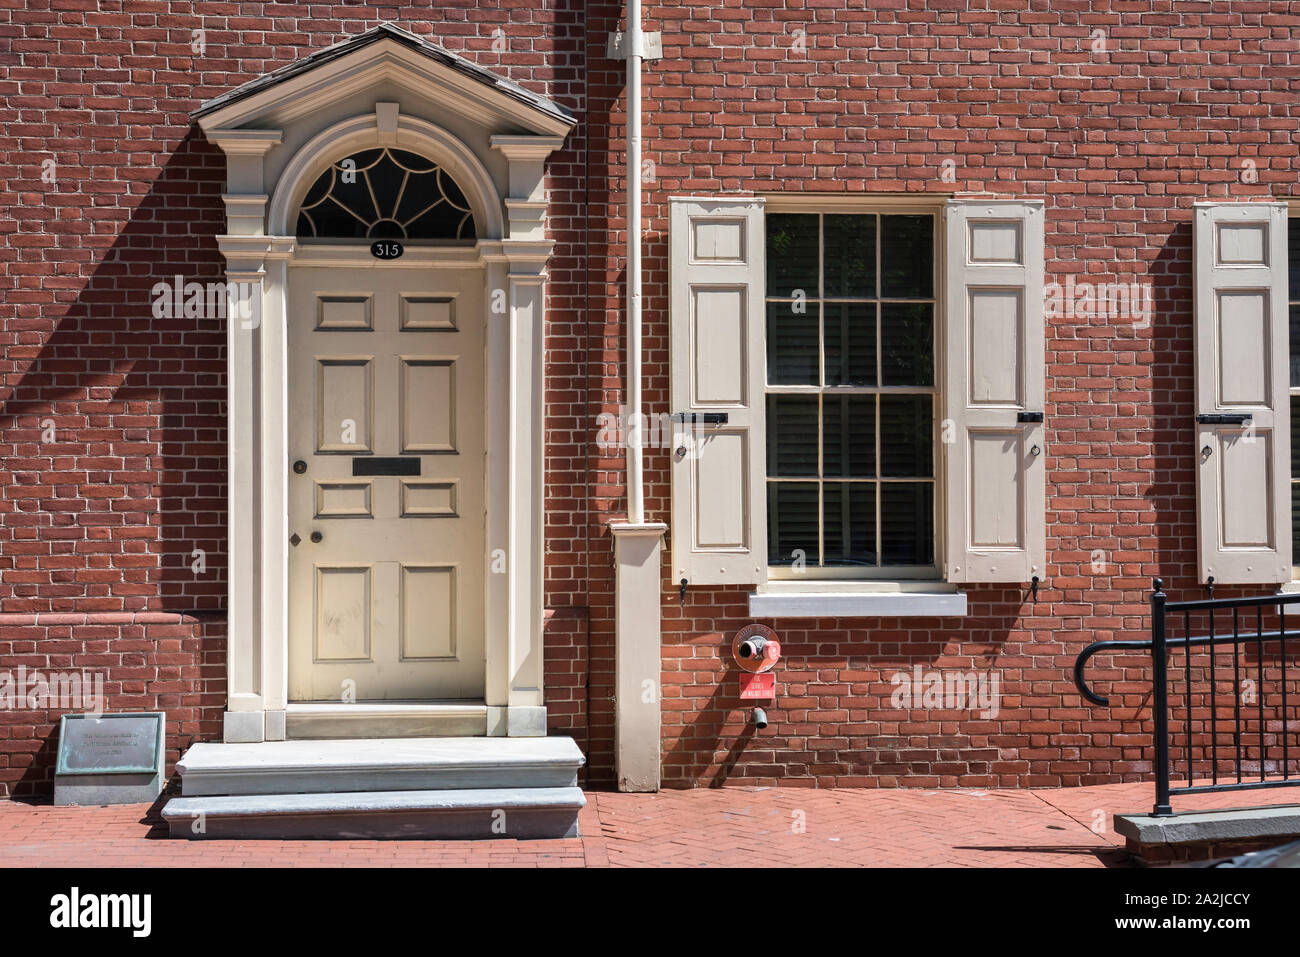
[5,1,1300,798]
[0,613,225,798]
[583,1,1300,788]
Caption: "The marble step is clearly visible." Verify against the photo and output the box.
[163,786,585,840]
[283,702,488,740]
[176,736,585,797]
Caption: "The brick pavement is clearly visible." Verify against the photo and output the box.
[0,781,1291,868]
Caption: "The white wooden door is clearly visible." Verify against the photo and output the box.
[287,265,486,701]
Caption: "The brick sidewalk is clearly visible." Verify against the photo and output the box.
[0,782,1289,868]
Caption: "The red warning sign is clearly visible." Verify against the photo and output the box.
[739,672,776,700]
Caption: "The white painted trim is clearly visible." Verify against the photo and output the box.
[761,192,952,214]
[201,51,570,740]
[290,244,483,268]
[748,586,968,618]
[284,702,489,717]
[611,521,665,791]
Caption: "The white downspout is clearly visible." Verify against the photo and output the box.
[626,0,645,524]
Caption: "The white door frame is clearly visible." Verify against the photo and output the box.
[199,101,566,741]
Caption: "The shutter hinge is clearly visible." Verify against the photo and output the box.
[679,577,688,607]
[607,31,663,60]
[671,411,729,424]
[1195,413,1252,425]
[1017,411,1044,423]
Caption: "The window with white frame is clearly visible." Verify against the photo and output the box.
[668,196,1044,599]
[763,212,938,576]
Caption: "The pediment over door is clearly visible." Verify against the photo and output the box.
[192,22,574,248]
[193,22,574,136]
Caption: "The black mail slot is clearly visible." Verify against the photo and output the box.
[352,457,420,476]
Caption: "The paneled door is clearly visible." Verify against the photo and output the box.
[287,264,486,701]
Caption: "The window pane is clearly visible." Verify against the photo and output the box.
[880,302,934,386]
[1290,218,1300,300]
[823,395,876,477]
[766,395,819,476]
[768,301,820,385]
[823,482,876,565]
[823,214,876,298]
[1293,396,1300,476]
[766,214,819,298]
[1291,304,1300,390]
[880,215,934,299]
[768,482,819,565]
[881,483,934,565]
[880,395,933,477]
[1293,483,1300,570]
[823,302,876,386]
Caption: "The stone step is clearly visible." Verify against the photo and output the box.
[284,702,488,739]
[162,786,585,840]
[176,736,585,797]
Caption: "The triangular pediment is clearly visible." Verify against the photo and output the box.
[193,22,575,136]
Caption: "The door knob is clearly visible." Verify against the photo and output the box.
[310,531,322,544]
[293,460,307,475]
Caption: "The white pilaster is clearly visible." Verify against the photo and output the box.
[208,130,280,742]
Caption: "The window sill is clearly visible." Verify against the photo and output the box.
[748,582,967,618]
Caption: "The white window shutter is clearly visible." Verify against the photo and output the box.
[1193,202,1291,584]
[669,197,766,586]
[943,200,1046,583]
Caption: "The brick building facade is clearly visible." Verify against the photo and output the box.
[3,2,1300,803]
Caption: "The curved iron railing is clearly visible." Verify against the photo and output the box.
[1074,578,1300,816]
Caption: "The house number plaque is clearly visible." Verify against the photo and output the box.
[370,241,404,260]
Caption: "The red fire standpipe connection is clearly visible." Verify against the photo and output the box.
[733,625,780,732]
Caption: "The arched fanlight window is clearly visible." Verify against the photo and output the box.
[295,148,477,242]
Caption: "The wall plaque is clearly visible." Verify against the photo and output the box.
[54,712,166,806]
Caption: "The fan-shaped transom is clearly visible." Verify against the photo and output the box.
[295,148,477,242]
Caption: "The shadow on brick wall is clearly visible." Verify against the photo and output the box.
[0,129,229,797]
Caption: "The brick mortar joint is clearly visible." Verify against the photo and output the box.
[0,611,226,626]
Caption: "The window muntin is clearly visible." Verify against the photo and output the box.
[295,148,477,242]
[764,212,938,577]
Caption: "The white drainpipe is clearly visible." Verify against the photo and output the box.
[626,0,645,524]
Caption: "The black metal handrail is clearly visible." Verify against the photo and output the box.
[1075,578,1300,816]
